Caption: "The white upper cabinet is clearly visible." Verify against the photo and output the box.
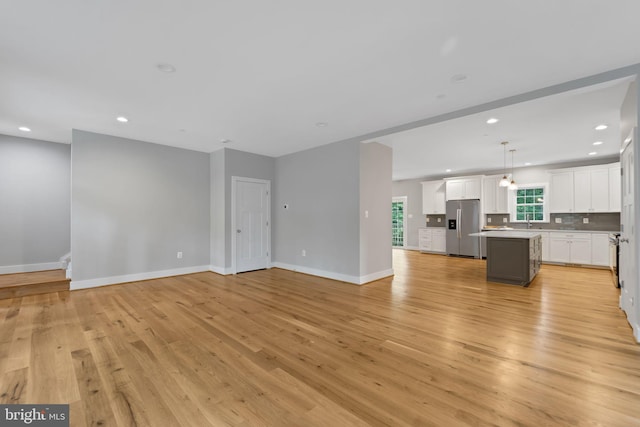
[549,163,620,213]
[549,171,574,213]
[421,180,446,214]
[574,168,609,212]
[609,165,621,212]
[445,177,481,201]
[482,176,509,213]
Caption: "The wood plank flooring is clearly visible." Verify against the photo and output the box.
[1,250,639,426]
[0,270,70,299]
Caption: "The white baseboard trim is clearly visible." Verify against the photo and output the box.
[271,262,393,285]
[70,265,210,290]
[359,269,394,284]
[0,262,63,275]
[209,265,233,275]
[633,322,640,343]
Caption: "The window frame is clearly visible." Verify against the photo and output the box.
[509,183,550,223]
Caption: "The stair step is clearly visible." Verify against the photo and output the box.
[0,270,70,299]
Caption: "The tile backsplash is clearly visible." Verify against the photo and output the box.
[485,212,620,231]
[425,214,446,227]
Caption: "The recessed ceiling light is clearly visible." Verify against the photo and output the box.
[524,162,532,166]
[486,118,499,124]
[592,141,603,146]
[315,122,328,127]
[595,124,608,130]
[445,169,452,172]
[18,126,31,132]
[157,63,176,73]
[220,139,231,144]
[116,116,128,123]
[588,151,597,156]
[451,74,468,83]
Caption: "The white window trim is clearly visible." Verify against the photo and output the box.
[508,182,550,223]
[392,196,408,247]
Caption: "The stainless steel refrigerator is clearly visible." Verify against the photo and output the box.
[446,199,481,257]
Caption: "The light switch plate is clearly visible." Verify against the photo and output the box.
[437,218,441,222]
[487,218,492,223]
[426,217,430,223]
[555,218,562,223]
[503,217,508,223]
[583,217,589,224]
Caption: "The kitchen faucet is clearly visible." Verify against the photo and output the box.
[526,214,532,229]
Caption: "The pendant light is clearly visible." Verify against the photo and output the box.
[499,141,510,187]
[508,149,518,190]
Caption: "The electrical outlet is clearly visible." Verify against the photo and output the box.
[487,218,492,223]
[302,249,306,257]
[365,210,369,218]
[555,218,562,224]
[177,251,183,259]
[503,217,508,223]
[583,217,589,224]
[437,218,441,223]
[426,217,430,223]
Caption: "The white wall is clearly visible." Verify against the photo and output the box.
[0,134,70,273]
[359,142,393,280]
[71,130,210,288]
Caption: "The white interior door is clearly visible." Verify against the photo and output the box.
[619,129,636,326]
[233,177,270,273]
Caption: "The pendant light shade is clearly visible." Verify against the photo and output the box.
[508,149,518,190]
[499,141,510,187]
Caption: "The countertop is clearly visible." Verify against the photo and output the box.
[470,231,542,239]
[482,228,617,234]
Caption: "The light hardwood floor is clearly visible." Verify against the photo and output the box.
[1,250,639,426]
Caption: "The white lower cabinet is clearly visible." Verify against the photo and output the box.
[432,229,446,253]
[591,233,610,266]
[419,228,446,253]
[548,233,592,264]
[539,232,550,262]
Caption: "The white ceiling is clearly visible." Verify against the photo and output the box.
[373,77,632,180]
[1,1,640,173]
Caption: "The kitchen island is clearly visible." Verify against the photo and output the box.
[470,231,542,286]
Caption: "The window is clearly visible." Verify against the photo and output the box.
[392,197,407,247]
[515,187,545,221]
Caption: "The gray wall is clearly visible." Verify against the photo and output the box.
[392,178,425,249]
[274,140,361,277]
[223,149,275,268]
[71,130,210,282]
[210,149,226,269]
[359,142,392,276]
[0,134,70,270]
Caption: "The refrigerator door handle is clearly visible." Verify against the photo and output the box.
[457,208,461,239]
